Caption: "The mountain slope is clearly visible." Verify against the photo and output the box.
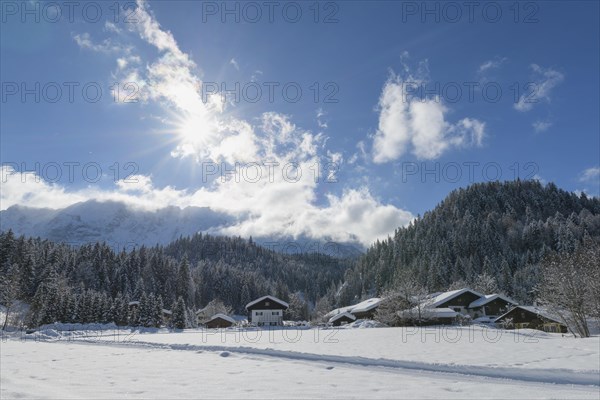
[0,200,234,248]
[338,180,600,304]
[0,200,363,256]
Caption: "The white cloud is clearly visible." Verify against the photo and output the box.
[316,108,328,129]
[579,167,600,182]
[1,163,413,246]
[372,69,486,163]
[532,174,547,184]
[104,21,122,34]
[35,0,415,247]
[73,32,130,54]
[230,58,240,71]
[514,64,564,112]
[532,120,552,133]
[478,57,507,73]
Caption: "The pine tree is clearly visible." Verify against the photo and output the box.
[154,295,164,327]
[176,257,193,306]
[171,297,187,329]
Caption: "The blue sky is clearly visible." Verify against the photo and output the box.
[1,0,599,246]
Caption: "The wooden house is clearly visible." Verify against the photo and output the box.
[246,295,288,326]
[328,312,356,326]
[494,306,567,333]
[423,288,484,314]
[205,313,235,329]
[468,294,517,319]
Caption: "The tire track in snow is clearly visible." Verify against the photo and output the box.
[33,336,600,387]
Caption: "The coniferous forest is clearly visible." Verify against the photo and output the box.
[1,180,599,328]
[0,232,348,328]
[338,180,600,305]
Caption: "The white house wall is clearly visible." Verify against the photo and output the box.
[251,309,284,326]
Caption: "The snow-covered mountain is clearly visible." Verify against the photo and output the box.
[0,200,364,256]
[0,200,234,248]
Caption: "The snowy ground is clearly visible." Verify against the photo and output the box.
[2,324,599,399]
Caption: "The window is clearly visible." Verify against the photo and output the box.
[256,311,263,316]
[265,301,270,306]
[272,311,278,315]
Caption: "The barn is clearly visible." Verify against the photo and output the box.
[246,295,289,326]
[205,313,235,329]
[495,306,568,333]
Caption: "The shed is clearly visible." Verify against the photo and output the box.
[205,313,235,329]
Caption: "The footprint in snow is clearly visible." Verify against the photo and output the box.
[220,351,231,357]
[326,366,334,370]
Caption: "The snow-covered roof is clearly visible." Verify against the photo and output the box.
[128,301,140,306]
[324,298,381,318]
[325,305,354,318]
[422,288,484,308]
[245,295,289,310]
[494,305,564,325]
[399,307,459,319]
[208,313,236,324]
[328,312,356,324]
[351,298,382,314]
[469,294,517,308]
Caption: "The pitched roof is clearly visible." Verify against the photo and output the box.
[494,305,564,325]
[245,295,289,310]
[469,294,517,308]
[208,313,235,324]
[328,312,356,324]
[350,298,382,314]
[422,288,484,308]
[324,298,381,318]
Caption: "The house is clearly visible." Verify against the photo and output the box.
[494,306,568,333]
[328,312,356,327]
[422,288,484,314]
[468,294,517,319]
[204,313,235,329]
[350,298,382,319]
[325,298,382,321]
[246,295,288,326]
[397,288,518,326]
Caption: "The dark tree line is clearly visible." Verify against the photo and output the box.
[338,180,600,305]
[0,231,350,328]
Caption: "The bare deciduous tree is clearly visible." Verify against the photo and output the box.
[538,238,599,338]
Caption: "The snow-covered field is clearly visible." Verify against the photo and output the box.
[2,324,599,399]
